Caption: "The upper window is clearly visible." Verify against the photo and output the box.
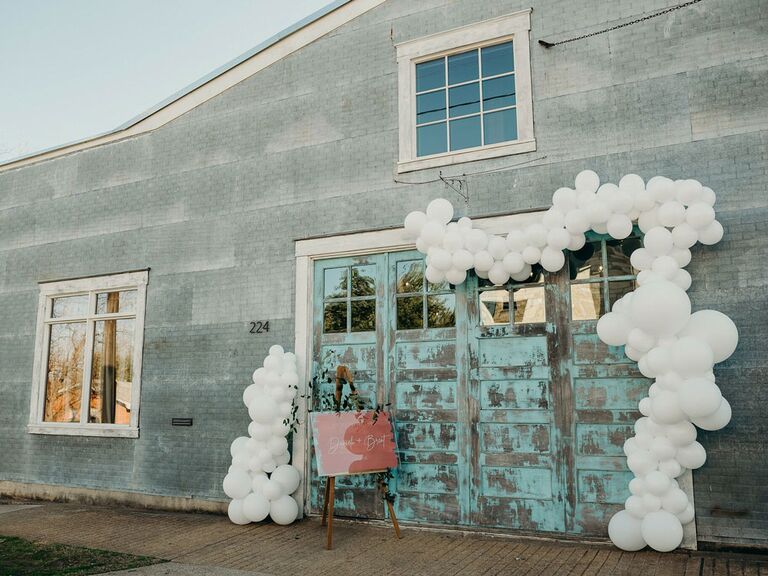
[323,265,377,333]
[396,11,534,173]
[28,271,148,437]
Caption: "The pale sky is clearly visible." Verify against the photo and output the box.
[0,0,333,162]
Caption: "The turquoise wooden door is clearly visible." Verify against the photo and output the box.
[309,242,644,536]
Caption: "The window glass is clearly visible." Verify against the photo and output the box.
[570,242,603,281]
[427,278,450,293]
[90,319,134,424]
[480,289,509,326]
[483,108,518,145]
[416,59,445,92]
[351,265,376,297]
[450,116,482,151]
[417,91,446,124]
[51,295,89,319]
[609,280,636,311]
[323,302,347,333]
[397,296,424,330]
[427,294,456,328]
[483,75,516,111]
[95,290,136,315]
[417,123,447,157]
[351,300,376,332]
[448,83,480,117]
[514,286,546,324]
[397,260,424,294]
[481,42,514,76]
[44,322,86,422]
[448,50,478,84]
[324,268,348,299]
[606,238,641,277]
[571,283,604,321]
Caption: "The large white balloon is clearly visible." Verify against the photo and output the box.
[243,492,270,522]
[270,495,299,525]
[596,312,632,346]
[426,198,454,224]
[223,469,252,500]
[641,511,683,552]
[629,281,691,336]
[679,310,738,363]
[608,510,646,551]
[692,398,731,431]
[228,499,251,525]
[271,465,301,494]
[404,211,427,238]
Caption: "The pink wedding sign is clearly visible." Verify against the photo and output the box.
[310,410,398,477]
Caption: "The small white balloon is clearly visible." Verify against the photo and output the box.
[540,247,565,272]
[505,229,526,252]
[665,421,697,446]
[525,223,549,248]
[662,488,689,515]
[271,465,302,494]
[426,198,454,224]
[465,229,489,253]
[502,252,525,275]
[643,227,674,257]
[445,267,467,285]
[487,235,509,260]
[452,249,475,271]
[675,441,707,469]
[698,220,723,245]
[243,492,270,522]
[228,499,251,525]
[270,495,299,525]
[474,251,495,273]
[488,262,510,286]
[575,169,600,192]
[657,201,686,227]
[546,227,571,251]
[685,202,716,230]
[522,246,541,265]
[671,222,698,249]
[565,210,590,234]
[607,214,633,239]
[223,469,252,500]
[425,265,446,285]
[404,211,428,237]
[679,379,722,418]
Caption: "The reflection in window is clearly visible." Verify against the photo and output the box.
[397,296,424,330]
[51,295,89,319]
[415,41,518,157]
[479,290,509,325]
[90,319,134,424]
[96,291,136,315]
[396,258,455,329]
[427,294,456,328]
[514,285,546,324]
[351,300,376,332]
[570,235,639,321]
[324,302,347,333]
[324,268,348,299]
[479,271,546,326]
[322,263,377,333]
[44,322,86,422]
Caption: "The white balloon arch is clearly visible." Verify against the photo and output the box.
[403,171,738,552]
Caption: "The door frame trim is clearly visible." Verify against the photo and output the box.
[291,212,697,550]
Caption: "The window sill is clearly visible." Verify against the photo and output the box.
[397,138,536,174]
[27,423,139,438]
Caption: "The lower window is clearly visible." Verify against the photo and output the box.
[29,271,148,437]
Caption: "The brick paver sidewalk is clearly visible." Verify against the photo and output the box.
[1,503,766,575]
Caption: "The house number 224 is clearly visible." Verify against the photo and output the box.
[249,321,270,334]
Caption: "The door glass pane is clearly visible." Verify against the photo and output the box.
[416,58,445,92]
[606,238,641,277]
[417,122,447,157]
[44,322,86,422]
[448,82,480,117]
[351,299,376,332]
[397,260,423,294]
[570,242,603,281]
[480,289,509,325]
[448,50,479,85]
[482,75,516,111]
[397,296,424,330]
[417,90,446,124]
[427,294,455,328]
[324,267,348,299]
[571,283,605,321]
[609,280,636,311]
[51,295,89,318]
[450,116,481,151]
[482,41,514,77]
[324,302,347,333]
[483,108,518,145]
[95,290,136,315]
[351,265,376,297]
[90,319,134,424]
[514,286,546,324]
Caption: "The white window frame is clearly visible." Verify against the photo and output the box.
[395,10,535,174]
[28,270,149,438]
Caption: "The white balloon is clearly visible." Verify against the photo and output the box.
[540,247,565,272]
[228,499,251,525]
[487,235,509,260]
[638,397,652,416]
[271,465,301,494]
[624,344,643,362]
[445,267,467,285]
[420,221,444,246]
[675,441,707,469]
[223,469,252,500]
[577,190,597,209]
[700,187,716,206]
[243,492,270,522]
[269,344,284,357]
[630,248,654,271]
[651,436,677,460]
[458,216,473,229]
[670,247,692,268]
[658,458,683,478]
[522,246,541,265]
[546,227,571,251]
[262,478,284,501]
[429,247,453,271]
[671,337,714,376]
[675,179,702,205]
[474,251,495,273]
[565,210,590,234]
[607,214,633,239]
[698,220,723,245]
[629,477,647,496]
[525,223,549,248]
[634,190,656,212]
[679,310,738,363]
[651,390,686,425]
[643,227,674,257]
[426,198,454,224]
[629,281,691,336]
[625,495,646,518]
[692,398,731,431]
[679,379,722,418]
[642,511,683,552]
[488,262,510,286]
[677,504,695,525]
[465,229,489,253]
[542,208,566,229]
[658,201,686,227]
[585,200,611,225]
[596,312,632,346]
[270,495,299,525]
[249,397,277,424]
[651,256,680,280]
[505,229,526,252]
[510,264,532,282]
[249,422,271,441]
[567,233,586,251]
[552,187,578,212]
[425,265,446,285]
[575,169,600,192]
[442,230,464,251]
[230,436,249,459]
[609,510,646,551]
[638,209,661,233]
[646,176,675,202]
[404,211,428,237]
[662,489,689,515]
[627,328,655,353]
[642,493,662,513]
[645,471,672,496]
[665,421,697,446]
[672,269,692,291]
[627,450,657,476]
[685,202,716,230]
[452,249,475,271]
[671,222,698,249]
[502,252,525,275]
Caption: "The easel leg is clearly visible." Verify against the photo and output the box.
[326,477,335,550]
[321,479,331,526]
[386,500,401,539]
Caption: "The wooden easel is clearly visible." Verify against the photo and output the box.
[319,365,402,550]
[321,471,401,550]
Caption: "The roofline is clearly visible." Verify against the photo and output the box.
[0,0,385,172]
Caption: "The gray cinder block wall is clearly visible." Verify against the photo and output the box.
[0,0,766,550]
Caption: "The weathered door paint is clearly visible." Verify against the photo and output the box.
[309,240,645,536]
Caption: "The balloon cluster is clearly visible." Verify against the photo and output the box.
[223,345,302,526]
[403,171,738,552]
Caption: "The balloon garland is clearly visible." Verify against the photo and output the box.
[403,172,738,552]
[223,345,302,526]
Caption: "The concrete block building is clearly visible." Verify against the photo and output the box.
[1,0,766,552]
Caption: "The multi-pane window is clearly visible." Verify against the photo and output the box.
[396,259,456,330]
[569,236,641,321]
[415,41,517,157]
[478,265,546,326]
[30,271,147,437]
[323,265,377,333]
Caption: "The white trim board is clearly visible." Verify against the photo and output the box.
[0,0,386,173]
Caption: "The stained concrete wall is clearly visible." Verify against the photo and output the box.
[0,0,766,549]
